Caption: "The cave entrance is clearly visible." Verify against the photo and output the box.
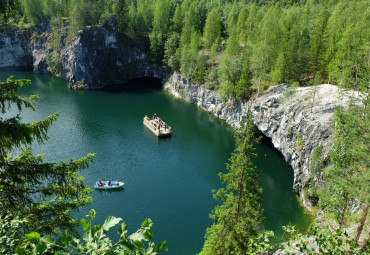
[257,131,286,161]
[103,76,163,93]
[125,76,163,90]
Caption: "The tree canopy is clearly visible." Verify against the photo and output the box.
[0,77,94,235]
[3,0,366,101]
[200,110,264,254]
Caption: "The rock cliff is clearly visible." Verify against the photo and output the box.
[58,16,165,89]
[1,16,165,89]
[0,29,32,68]
[1,22,364,211]
[164,72,363,210]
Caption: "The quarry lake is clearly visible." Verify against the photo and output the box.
[1,71,311,255]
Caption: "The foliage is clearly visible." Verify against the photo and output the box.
[17,209,168,254]
[318,100,370,230]
[310,146,323,174]
[235,63,253,100]
[295,134,304,152]
[164,33,180,70]
[202,8,221,48]
[149,0,172,63]
[0,213,27,254]
[281,83,299,103]
[8,0,369,97]
[0,77,94,235]
[200,109,264,254]
[46,51,62,74]
[0,0,19,19]
[21,0,44,25]
[280,224,365,255]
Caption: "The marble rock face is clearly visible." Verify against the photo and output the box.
[0,16,165,89]
[165,72,363,210]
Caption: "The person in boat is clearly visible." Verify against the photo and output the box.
[108,179,112,186]
[115,180,120,186]
[98,179,104,187]
[153,113,157,119]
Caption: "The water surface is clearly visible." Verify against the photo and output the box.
[0,71,311,254]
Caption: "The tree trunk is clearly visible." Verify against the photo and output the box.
[355,204,369,243]
[339,197,348,228]
[235,167,245,221]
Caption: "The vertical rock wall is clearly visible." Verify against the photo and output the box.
[1,16,166,89]
[1,23,364,211]
[164,72,363,210]
[0,29,32,68]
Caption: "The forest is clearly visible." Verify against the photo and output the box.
[2,0,369,99]
[0,0,369,254]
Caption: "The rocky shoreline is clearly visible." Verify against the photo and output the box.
[164,72,363,210]
[0,21,363,211]
[0,16,166,89]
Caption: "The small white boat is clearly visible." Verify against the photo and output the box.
[95,181,124,189]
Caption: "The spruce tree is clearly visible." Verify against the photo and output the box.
[318,100,369,231]
[150,0,172,63]
[0,0,18,19]
[200,110,264,254]
[203,8,221,48]
[0,77,94,235]
[309,9,329,77]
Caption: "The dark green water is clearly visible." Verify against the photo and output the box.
[1,71,311,254]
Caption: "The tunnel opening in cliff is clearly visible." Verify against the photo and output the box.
[125,76,162,89]
[103,76,163,93]
[258,132,286,161]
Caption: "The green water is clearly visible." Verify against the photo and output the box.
[1,71,311,254]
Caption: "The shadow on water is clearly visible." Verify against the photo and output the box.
[258,132,286,161]
[94,188,125,194]
[0,66,33,73]
[0,70,312,254]
[102,76,163,94]
[143,122,172,143]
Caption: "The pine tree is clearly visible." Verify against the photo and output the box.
[203,8,221,48]
[164,32,181,70]
[150,0,172,63]
[0,77,94,235]
[318,101,370,230]
[22,0,45,25]
[236,5,248,45]
[171,4,182,33]
[328,1,369,91]
[251,4,281,94]
[126,2,137,36]
[200,110,264,254]
[226,6,237,36]
[236,61,253,100]
[112,0,126,36]
[309,9,329,77]
[0,0,19,19]
[136,0,153,35]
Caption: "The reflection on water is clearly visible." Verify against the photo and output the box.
[0,71,311,255]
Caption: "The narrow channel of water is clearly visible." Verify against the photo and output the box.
[1,71,311,254]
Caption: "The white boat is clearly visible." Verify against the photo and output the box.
[95,181,124,189]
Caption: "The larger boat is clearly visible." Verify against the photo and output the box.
[143,115,171,137]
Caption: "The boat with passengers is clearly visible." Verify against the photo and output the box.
[143,113,171,137]
[95,180,124,189]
